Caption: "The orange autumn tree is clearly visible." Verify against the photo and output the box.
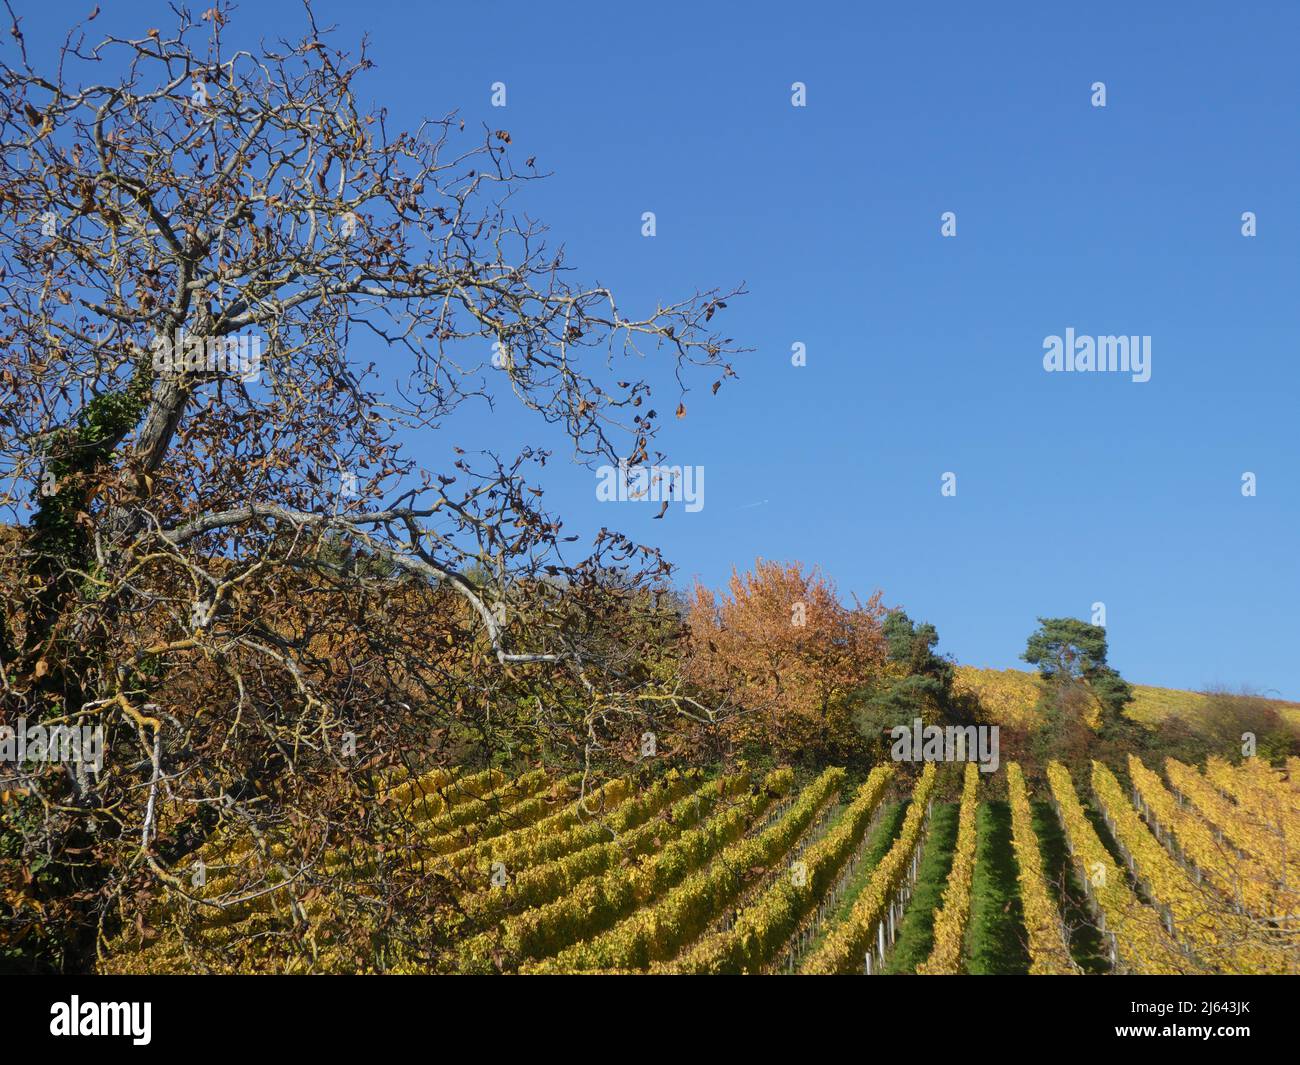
[684,560,889,762]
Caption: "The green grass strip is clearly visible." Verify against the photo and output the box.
[884,801,960,973]
[964,800,1030,974]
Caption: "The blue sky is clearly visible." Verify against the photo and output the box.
[15,1,1300,696]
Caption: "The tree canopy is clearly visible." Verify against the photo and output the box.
[0,3,741,972]
[1022,616,1132,733]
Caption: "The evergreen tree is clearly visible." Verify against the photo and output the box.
[1022,617,1133,734]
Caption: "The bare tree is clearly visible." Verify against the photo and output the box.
[0,2,742,971]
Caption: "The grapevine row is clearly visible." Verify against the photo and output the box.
[403,768,553,838]
[455,771,751,934]
[917,762,979,974]
[447,774,636,874]
[666,765,895,973]
[391,766,506,823]
[196,765,502,890]
[458,768,795,971]
[1091,761,1293,974]
[526,767,846,972]
[375,765,461,807]
[799,762,938,975]
[316,771,585,889]
[1164,757,1295,888]
[1005,763,1077,974]
[1203,757,1300,865]
[1128,754,1291,921]
[1045,761,1189,974]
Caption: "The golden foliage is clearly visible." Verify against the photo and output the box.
[917,762,979,974]
[1006,763,1077,974]
[685,559,888,759]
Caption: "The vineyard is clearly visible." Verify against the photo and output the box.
[102,754,1300,975]
[954,667,1300,734]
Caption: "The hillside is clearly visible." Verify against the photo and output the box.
[954,665,1300,733]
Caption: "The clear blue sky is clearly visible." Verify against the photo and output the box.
[16,1,1300,696]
